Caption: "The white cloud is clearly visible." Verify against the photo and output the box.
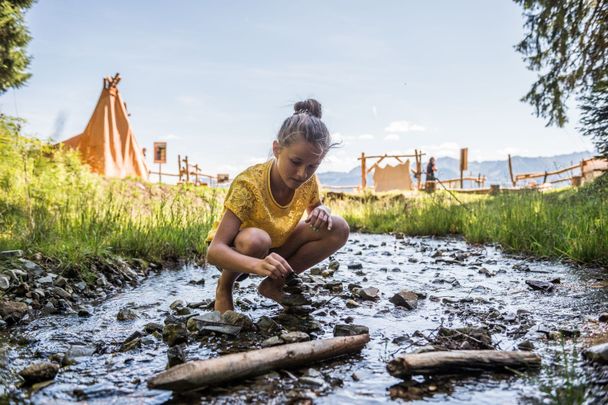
[421,142,461,158]
[358,134,375,140]
[372,105,378,118]
[384,133,400,141]
[384,120,426,133]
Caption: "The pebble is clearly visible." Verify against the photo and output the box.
[389,290,418,310]
[261,336,285,347]
[18,362,59,385]
[116,308,139,321]
[167,344,186,368]
[0,276,10,290]
[345,299,359,308]
[280,331,310,343]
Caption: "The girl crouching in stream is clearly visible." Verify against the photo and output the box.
[206,99,350,313]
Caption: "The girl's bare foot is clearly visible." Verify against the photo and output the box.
[214,273,235,313]
[257,277,285,303]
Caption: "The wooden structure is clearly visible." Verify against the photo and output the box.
[508,155,608,187]
[433,175,486,189]
[358,151,425,190]
[148,334,370,392]
[148,155,221,186]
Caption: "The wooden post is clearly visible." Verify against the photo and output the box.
[360,152,366,190]
[508,154,516,187]
[184,156,190,183]
[158,163,162,184]
[177,154,182,183]
[415,149,422,190]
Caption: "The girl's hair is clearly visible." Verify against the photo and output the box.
[276,99,338,155]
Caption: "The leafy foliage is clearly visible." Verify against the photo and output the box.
[0,0,35,93]
[514,0,608,128]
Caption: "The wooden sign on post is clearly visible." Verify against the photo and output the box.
[154,142,167,183]
[460,148,468,188]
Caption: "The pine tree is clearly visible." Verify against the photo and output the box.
[0,0,35,94]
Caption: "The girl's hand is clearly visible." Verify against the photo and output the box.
[305,205,332,231]
[252,253,293,280]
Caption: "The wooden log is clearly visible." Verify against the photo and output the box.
[387,350,541,378]
[148,334,370,392]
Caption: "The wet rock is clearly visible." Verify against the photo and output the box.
[478,268,494,277]
[187,312,242,336]
[1,249,23,257]
[256,316,283,337]
[37,275,54,285]
[77,305,93,317]
[328,260,340,271]
[96,274,108,287]
[167,344,186,368]
[119,338,141,352]
[321,269,335,278]
[0,300,28,323]
[351,371,362,381]
[413,345,437,354]
[274,313,321,333]
[518,340,535,351]
[280,331,310,343]
[583,343,608,364]
[175,307,191,316]
[261,336,285,347]
[221,310,255,331]
[73,281,87,292]
[18,362,59,385]
[20,259,44,276]
[357,287,380,301]
[433,327,493,350]
[43,301,56,314]
[310,267,323,276]
[525,280,555,292]
[169,300,185,310]
[0,276,10,290]
[347,263,363,270]
[345,299,359,308]
[599,313,608,322]
[187,278,205,286]
[117,308,138,321]
[0,319,6,330]
[334,324,369,337]
[52,286,71,300]
[284,305,315,316]
[64,345,97,365]
[550,277,561,284]
[299,376,325,387]
[162,323,188,346]
[389,290,418,310]
[280,294,312,307]
[144,322,163,334]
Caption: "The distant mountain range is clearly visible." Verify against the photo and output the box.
[317,151,594,187]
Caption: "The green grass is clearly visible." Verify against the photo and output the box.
[328,179,608,267]
[0,116,221,275]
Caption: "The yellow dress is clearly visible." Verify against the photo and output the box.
[206,159,321,248]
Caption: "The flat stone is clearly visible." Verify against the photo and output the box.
[598,313,608,322]
[357,287,380,300]
[389,290,418,309]
[334,324,369,337]
[18,362,59,385]
[1,250,23,257]
[280,331,310,343]
[518,340,535,351]
[280,294,312,307]
[19,259,44,276]
[347,263,363,270]
[37,276,54,285]
[525,280,555,292]
[583,342,608,364]
[169,300,185,310]
[77,305,93,317]
[52,287,71,300]
[261,336,285,347]
[144,322,163,334]
[73,282,87,292]
[186,314,241,336]
[119,338,141,352]
[221,310,254,331]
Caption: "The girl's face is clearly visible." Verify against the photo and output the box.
[272,138,324,190]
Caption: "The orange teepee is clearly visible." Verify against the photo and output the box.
[62,74,149,180]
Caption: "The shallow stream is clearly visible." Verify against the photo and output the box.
[1,233,607,404]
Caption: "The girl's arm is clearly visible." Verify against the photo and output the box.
[206,210,291,280]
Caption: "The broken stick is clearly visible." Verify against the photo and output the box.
[387,350,541,378]
[148,334,370,392]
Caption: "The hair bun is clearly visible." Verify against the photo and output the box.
[294,99,322,119]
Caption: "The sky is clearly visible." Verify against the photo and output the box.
[1,0,595,177]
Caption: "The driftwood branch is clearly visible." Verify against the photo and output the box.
[148,334,370,392]
[387,350,541,378]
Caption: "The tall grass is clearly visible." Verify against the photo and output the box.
[0,116,220,274]
[328,181,608,267]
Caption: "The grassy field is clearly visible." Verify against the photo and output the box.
[327,179,608,267]
[0,117,220,277]
[2,115,606,275]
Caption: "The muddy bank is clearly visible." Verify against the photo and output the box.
[1,233,607,403]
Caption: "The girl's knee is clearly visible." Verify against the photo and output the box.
[329,216,350,246]
[234,228,272,258]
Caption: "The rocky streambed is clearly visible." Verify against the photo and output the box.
[1,233,607,404]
